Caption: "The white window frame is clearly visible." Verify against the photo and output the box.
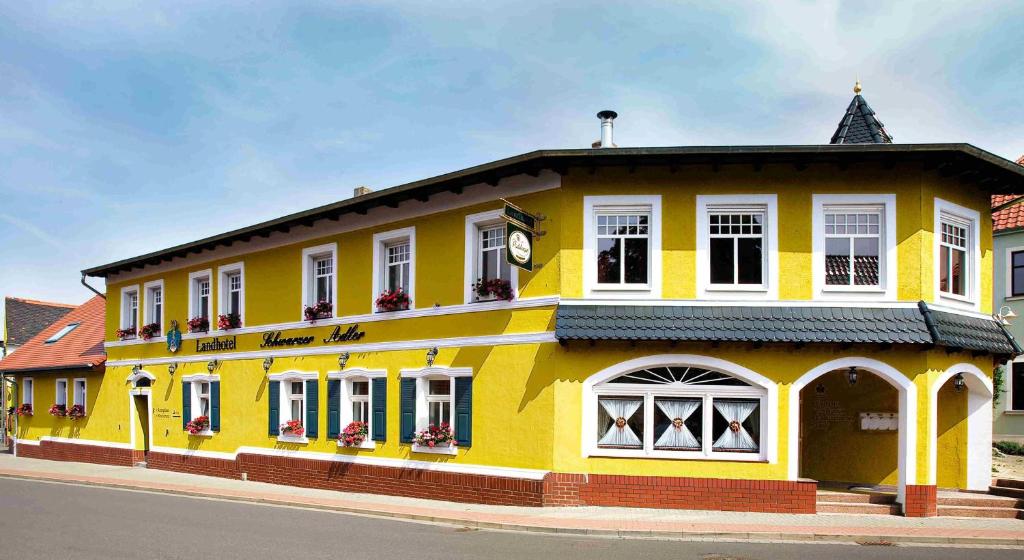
[143,279,165,330]
[73,378,87,414]
[1006,358,1024,413]
[119,285,140,333]
[188,269,213,322]
[464,209,519,304]
[181,374,219,437]
[371,227,416,312]
[22,377,33,407]
[55,378,68,407]
[812,194,897,300]
[1004,246,1024,299]
[696,194,778,300]
[933,198,980,310]
[581,355,778,463]
[399,366,472,455]
[217,262,245,327]
[583,195,662,299]
[268,371,318,443]
[328,368,386,449]
[300,243,338,320]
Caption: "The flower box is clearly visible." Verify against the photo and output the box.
[280,419,305,438]
[187,316,210,334]
[412,423,455,448]
[338,421,368,447]
[67,404,86,420]
[375,289,411,313]
[303,301,333,322]
[115,327,136,340]
[49,404,67,417]
[185,415,210,435]
[138,322,161,340]
[217,313,242,330]
[15,403,33,417]
[472,278,513,302]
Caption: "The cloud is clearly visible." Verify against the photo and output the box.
[0,213,64,250]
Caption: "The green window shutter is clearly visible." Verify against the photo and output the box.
[454,377,473,447]
[327,379,341,439]
[210,381,221,432]
[181,381,191,430]
[372,377,387,442]
[305,379,319,438]
[268,380,280,436]
[399,378,416,443]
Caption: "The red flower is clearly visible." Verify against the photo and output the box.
[281,419,305,437]
[338,421,368,447]
[49,404,67,417]
[115,327,136,340]
[304,301,333,322]
[472,278,513,301]
[185,415,210,435]
[67,404,86,420]
[217,313,242,330]
[375,290,411,312]
[138,323,161,340]
[187,316,210,333]
[16,403,33,417]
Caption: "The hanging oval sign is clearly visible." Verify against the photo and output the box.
[508,230,531,264]
[166,320,182,354]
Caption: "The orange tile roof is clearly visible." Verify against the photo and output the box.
[0,296,105,373]
[993,156,1024,232]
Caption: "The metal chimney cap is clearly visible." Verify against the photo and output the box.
[597,110,618,120]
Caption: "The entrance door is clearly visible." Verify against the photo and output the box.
[133,395,150,457]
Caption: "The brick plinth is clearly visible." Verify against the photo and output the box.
[542,473,587,506]
[16,439,140,467]
[146,451,238,480]
[903,484,938,517]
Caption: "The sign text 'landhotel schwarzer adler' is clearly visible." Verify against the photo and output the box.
[194,324,366,353]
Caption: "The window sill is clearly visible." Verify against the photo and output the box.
[277,435,309,444]
[337,440,376,450]
[938,292,975,306]
[411,443,457,455]
[1003,410,1024,416]
[820,286,886,293]
[1004,296,1024,302]
[587,448,765,462]
[704,285,768,293]
[188,430,214,438]
[591,284,652,292]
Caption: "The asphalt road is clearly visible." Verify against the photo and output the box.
[0,477,1019,560]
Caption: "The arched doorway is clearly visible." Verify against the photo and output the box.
[789,358,917,507]
[929,364,992,491]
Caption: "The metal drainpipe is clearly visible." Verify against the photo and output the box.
[80,273,106,299]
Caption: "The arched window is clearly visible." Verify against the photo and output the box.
[591,365,767,460]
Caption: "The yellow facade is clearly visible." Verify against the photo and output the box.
[13,159,1000,499]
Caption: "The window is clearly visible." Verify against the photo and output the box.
[584,195,662,298]
[427,379,452,427]
[73,378,87,413]
[329,369,386,448]
[287,381,304,424]
[596,213,650,286]
[45,323,80,344]
[120,286,139,332]
[189,270,213,321]
[56,379,68,407]
[824,211,880,286]
[813,195,896,299]
[1011,251,1024,297]
[218,262,245,325]
[23,378,33,406]
[588,364,767,460]
[351,380,370,423]
[708,211,764,286]
[144,279,164,329]
[196,382,211,417]
[1012,362,1024,412]
[385,241,411,293]
[934,198,979,306]
[697,195,777,298]
[465,209,518,303]
[372,228,415,310]
[301,243,337,318]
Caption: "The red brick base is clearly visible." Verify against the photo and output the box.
[16,439,141,467]
[903,484,937,517]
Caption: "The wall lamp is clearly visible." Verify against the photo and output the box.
[953,372,966,393]
[131,364,141,377]
[168,363,178,377]
[207,360,218,374]
[995,305,1018,326]
[847,366,858,386]
[426,347,438,367]
[338,352,350,370]
[262,356,274,373]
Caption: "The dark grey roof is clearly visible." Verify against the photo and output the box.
[555,302,1020,356]
[3,297,75,347]
[830,95,893,144]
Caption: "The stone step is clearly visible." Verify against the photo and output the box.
[938,505,1024,519]
[989,485,1024,500]
[936,494,1022,508]
[993,478,1024,490]
[816,501,902,515]
[815,491,896,505]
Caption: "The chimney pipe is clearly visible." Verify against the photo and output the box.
[596,110,618,148]
[353,186,373,197]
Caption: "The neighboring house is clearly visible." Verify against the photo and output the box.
[1,297,76,357]
[0,296,106,449]
[992,156,1024,443]
[11,86,1024,517]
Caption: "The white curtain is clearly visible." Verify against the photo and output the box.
[712,401,758,451]
[598,398,643,447]
[654,399,700,449]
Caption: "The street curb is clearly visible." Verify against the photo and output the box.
[1,470,1022,547]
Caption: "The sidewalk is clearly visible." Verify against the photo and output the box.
[1,453,1022,547]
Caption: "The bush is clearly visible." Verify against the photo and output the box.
[994,441,1024,456]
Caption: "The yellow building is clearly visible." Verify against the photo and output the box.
[10,99,1024,516]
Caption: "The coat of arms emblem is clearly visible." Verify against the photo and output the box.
[166,320,182,353]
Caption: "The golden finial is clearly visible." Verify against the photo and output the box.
[853,79,862,94]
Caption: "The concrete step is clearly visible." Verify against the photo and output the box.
[938,505,1024,519]
[993,478,1024,490]
[816,501,901,515]
[815,491,896,505]
[936,494,1023,508]
[989,485,1024,500]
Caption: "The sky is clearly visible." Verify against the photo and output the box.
[1,0,1023,318]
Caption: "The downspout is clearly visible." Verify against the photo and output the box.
[81,273,106,299]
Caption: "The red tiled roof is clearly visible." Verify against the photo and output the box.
[0,296,105,373]
[992,156,1024,232]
